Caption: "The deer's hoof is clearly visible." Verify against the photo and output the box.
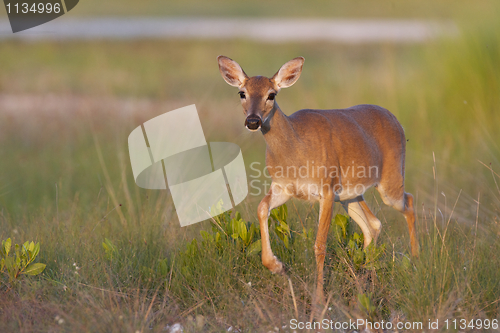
[263,256,285,275]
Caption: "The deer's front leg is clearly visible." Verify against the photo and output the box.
[314,195,334,305]
[257,183,291,274]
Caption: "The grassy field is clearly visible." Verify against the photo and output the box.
[1,2,500,332]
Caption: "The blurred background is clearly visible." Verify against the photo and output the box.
[1,0,499,223]
[0,1,499,331]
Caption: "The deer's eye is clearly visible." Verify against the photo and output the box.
[267,93,276,101]
[238,91,246,99]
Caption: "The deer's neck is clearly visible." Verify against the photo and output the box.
[261,103,299,155]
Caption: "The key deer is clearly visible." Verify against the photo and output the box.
[217,55,418,305]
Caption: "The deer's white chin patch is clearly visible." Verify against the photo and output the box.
[246,127,260,132]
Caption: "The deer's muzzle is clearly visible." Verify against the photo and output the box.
[245,116,262,131]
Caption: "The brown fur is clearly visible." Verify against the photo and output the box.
[218,55,418,311]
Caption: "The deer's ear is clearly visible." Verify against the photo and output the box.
[272,57,305,89]
[217,56,248,87]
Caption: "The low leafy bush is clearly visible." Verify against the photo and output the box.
[331,214,386,270]
[0,238,46,287]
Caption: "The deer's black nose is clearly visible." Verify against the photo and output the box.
[245,116,262,131]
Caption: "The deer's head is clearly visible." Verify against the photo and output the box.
[218,56,304,132]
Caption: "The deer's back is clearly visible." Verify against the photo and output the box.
[287,104,406,169]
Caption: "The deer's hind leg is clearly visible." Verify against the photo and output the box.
[342,196,382,248]
[377,178,418,257]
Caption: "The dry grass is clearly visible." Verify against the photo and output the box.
[1,6,500,331]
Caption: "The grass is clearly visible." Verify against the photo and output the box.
[1,7,500,332]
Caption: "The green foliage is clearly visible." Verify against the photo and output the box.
[358,292,377,318]
[269,205,291,249]
[209,208,261,256]
[246,239,262,257]
[0,238,46,286]
[209,198,226,218]
[102,238,118,261]
[332,214,386,270]
[205,204,304,261]
[185,238,198,257]
[139,257,171,283]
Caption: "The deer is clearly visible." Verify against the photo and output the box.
[217,55,418,307]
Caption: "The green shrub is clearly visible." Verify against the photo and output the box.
[0,238,46,287]
[332,214,386,270]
